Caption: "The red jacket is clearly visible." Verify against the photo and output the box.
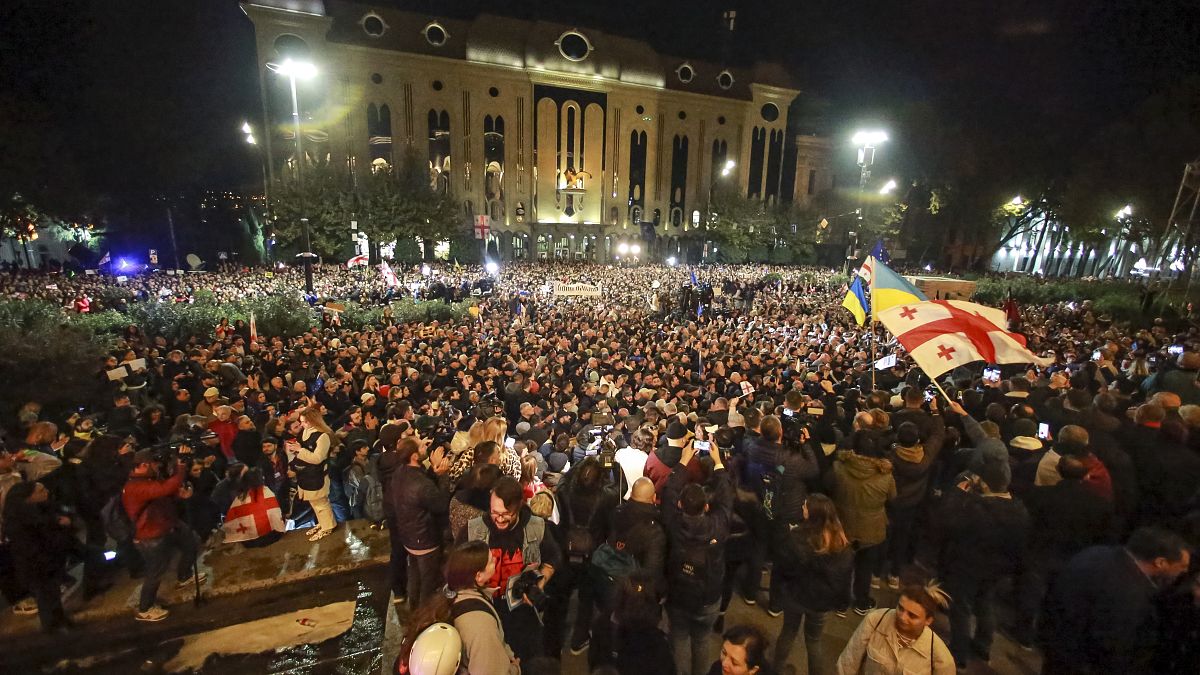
[122,470,184,541]
[1081,454,1114,502]
[209,419,238,459]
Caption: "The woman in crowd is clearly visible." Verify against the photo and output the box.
[709,625,774,675]
[772,494,853,675]
[449,463,503,543]
[606,571,675,674]
[399,541,519,675]
[291,405,337,541]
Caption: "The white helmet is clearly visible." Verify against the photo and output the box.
[408,623,462,675]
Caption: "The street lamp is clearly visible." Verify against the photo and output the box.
[721,159,736,177]
[617,242,630,255]
[1115,204,1133,219]
[852,130,888,192]
[1011,195,1024,207]
[630,243,641,256]
[266,58,317,293]
[879,179,897,195]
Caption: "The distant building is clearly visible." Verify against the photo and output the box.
[241,1,833,261]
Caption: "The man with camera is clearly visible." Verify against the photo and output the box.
[121,449,205,622]
[466,475,562,663]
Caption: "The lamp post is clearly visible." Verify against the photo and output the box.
[242,121,273,265]
[851,130,888,270]
[266,58,317,294]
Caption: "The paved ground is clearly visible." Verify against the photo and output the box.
[2,525,1042,675]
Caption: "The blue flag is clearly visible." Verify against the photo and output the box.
[869,240,890,266]
[690,268,698,286]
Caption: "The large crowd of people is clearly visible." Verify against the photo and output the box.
[1,260,1198,675]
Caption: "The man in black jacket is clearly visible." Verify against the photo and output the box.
[935,456,1029,669]
[663,439,733,675]
[1012,455,1115,647]
[1040,527,1191,675]
[388,435,450,604]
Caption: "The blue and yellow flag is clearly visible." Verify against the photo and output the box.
[841,276,869,325]
[871,259,926,316]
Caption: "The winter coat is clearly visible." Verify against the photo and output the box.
[609,499,667,584]
[743,436,819,523]
[5,499,73,582]
[662,462,733,610]
[122,469,185,541]
[775,526,854,612]
[888,417,944,510]
[827,451,896,547]
[389,464,450,551]
[935,489,1029,580]
[1025,478,1115,564]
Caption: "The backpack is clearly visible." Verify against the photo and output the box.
[101,492,134,542]
[564,493,599,563]
[362,473,385,522]
[396,597,495,675]
[668,535,718,610]
[760,463,783,522]
[589,539,640,604]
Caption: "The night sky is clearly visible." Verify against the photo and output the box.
[2,0,1197,204]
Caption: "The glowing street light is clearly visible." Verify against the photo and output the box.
[241,121,252,135]
[1010,196,1024,206]
[667,256,677,266]
[484,261,499,275]
[266,58,317,293]
[1115,204,1133,219]
[721,159,736,177]
[852,130,889,147]
[245,134,257,145]
[630,243,641,255]
[879,179,897,195]
[617,242,630,255]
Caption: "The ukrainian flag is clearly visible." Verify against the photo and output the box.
[871,259,927,316]
[842,276,869,326]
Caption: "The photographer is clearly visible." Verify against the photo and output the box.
[466,475,562,663]
[121,449,205,622]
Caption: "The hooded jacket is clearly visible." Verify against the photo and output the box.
[888,420,945,510]
[827,451,896,546]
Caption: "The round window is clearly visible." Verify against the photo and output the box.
[362,14,386,38]
[717,70,734,90]
[635,105,645,115]
[676,63,694,83]
[371,73,383,85]
[488,87,499,97]
[678,111,687,120]
[432,80,444,91]
[761,103,780,122]
[557,31,592,61]
[423,22,448,47]
[717,115,726,125]
[273,34,310,60]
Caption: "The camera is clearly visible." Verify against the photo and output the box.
[509,569,547,609]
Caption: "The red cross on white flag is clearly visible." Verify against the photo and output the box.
[877,300,1053,378]
[474,215,490,240]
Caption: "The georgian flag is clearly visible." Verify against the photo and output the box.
[877,300,1053,379]
[380,261,400,287]
[223,486,285,543]
[347,254,368,268]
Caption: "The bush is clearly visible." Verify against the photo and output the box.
[0,301,106,427]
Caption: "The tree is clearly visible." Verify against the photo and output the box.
[269,165,356,259]
[0,193,59,268]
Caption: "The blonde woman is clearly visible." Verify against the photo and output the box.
[480,416,521,479]
[289,406,337,541]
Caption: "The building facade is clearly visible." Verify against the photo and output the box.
[242,0,833,262]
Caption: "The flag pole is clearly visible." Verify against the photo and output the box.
[927,374,953,402]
